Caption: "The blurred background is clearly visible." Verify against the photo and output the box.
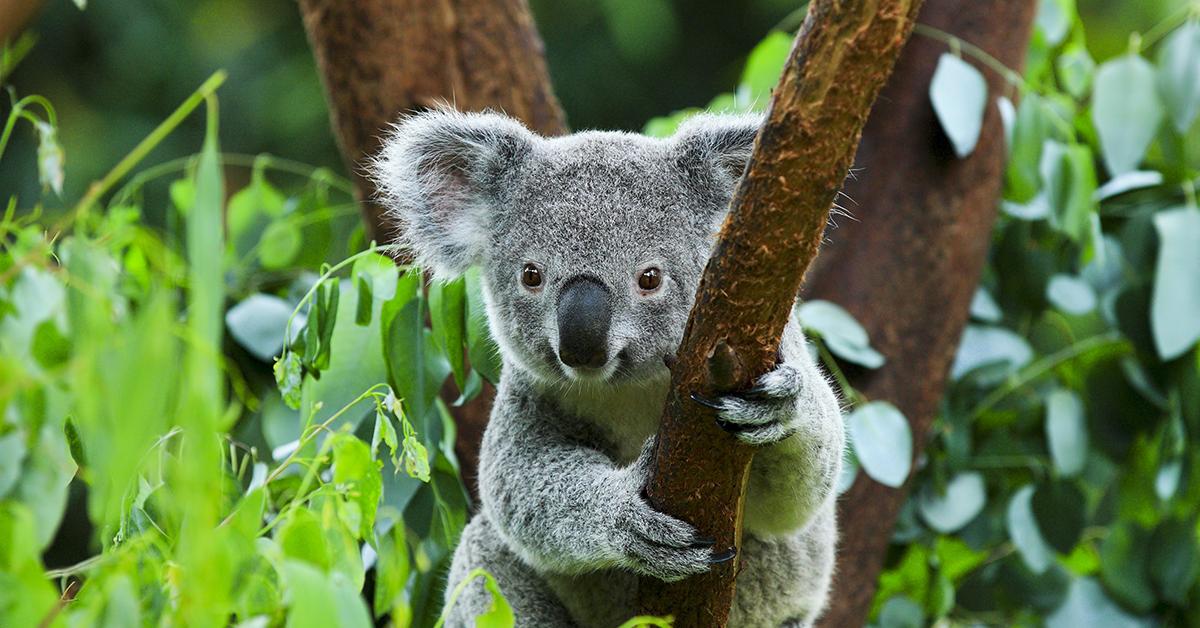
[0,0,1188,204]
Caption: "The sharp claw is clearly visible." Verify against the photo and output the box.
[707,548,737,564]
[715,418,750,434]
[690,392,724,410]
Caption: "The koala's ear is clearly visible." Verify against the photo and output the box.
[671,113,763,194]
[372,109,535,278]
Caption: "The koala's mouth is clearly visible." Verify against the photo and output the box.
[557,347,628,382]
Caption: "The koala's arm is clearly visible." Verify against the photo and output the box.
[742,319,845,537]
[478,390,713,579]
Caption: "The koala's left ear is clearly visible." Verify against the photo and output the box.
[671,113,762,196]
[372,109,536,278]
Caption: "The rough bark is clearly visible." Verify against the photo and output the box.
[298,0,568,243]
[808,2,1038,625]
[298,0,566,492]
[636,2,924,625]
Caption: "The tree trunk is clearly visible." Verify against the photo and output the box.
[298,0,567,243]
[298,0,566,493]
[807,2,1038,626]
[636,2,924,625]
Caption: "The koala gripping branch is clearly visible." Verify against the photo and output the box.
[637,1,924,625]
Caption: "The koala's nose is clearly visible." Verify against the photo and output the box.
[557,275,611,369]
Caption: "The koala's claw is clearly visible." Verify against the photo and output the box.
[691,364,806,446]
[707,548,738,564]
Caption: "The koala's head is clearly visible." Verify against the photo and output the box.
[373,109,758,387]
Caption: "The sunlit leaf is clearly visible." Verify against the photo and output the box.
[917,472,986,533]
[227,294,293,361]
[930,53,988,158]
[1092,54,1163,175]
[1150,207,1200,359]
[1007,485,1055,574]
[1045,388,1087,476]
[1157,20,1200,132]
[846,402,911,488]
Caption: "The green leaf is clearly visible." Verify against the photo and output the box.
[1039,141,1096,242]
[969,287,1003,323]
[280,559,371,628]
[351,252,399,303]
[439,568,514,628]
[1005,94,1051,202]
[374,522,411,620]
[464,267,502,384]
[1099,522,1155,613]
[1007,485,1055,574]
[950,325,1033,381]
[1045,388,1088,477]
[739,31,792,106]
[1032,480,1086,554]
[1036,0,1073,46]
[846,401,911,488]
[1157,20,1200,132]
[259,220,303,270]
[1150,207,1200,360]
[1056,44,1095,99]
[929,53,988,158]
[798,300,884,368]
[878,596,924,628]
[30,319,69,369]
[0,429,27,499]
[227,294,293,361]
[1148,518,1199,605]
[1046,578,1147,628]
[1046,274,1097,315]
[1094,170,1162,201]
[332,435,383,540]
[383,270,434,424]
[277,508,330,571]
[33,121,64,196]
[1092,54,1164,175]
[275,351,304,410]
[429,277,468,392]
[403,433,431,483]
[917,472,986,533]
[228,166,286,260]
[355,275,373,327]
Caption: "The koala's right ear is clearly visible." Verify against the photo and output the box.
[372,109,535,279]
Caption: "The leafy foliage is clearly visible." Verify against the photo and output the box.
[2,2,1198,627]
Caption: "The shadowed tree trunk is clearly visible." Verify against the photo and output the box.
[635,1,924,624]
[807,2,1038,625]
[298,0,567,492]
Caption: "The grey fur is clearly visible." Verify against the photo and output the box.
[373,110,844,627]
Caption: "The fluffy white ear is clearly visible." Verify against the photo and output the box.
[671,113,762,195]
[372,109,536,278]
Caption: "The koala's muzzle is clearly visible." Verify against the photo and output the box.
[556,276,611,369]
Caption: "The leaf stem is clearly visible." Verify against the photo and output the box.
[968,332,1126,419]
[913,23,1027,91]
[70,70,227,224]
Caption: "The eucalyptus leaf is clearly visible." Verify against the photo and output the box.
[1046,274,1096,315]
[1092,54,1164,175]
[1046,578,1149,628]
[1045,388,1087,476]
[226,294,293,361]
[929,54,988,158]
[950,325,1033,381]
[1157,20,1200,132]
[918,472,987,533]
[846,402,912,488]
[1007,485,1055,574]
[1150,207,1200,360]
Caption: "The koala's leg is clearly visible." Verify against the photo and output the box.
[443,515,577,628]
[730,506,837,628]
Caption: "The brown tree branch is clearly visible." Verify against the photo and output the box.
[298,0,567,494]
[298,0,567,243]
[811,2,1038,624]
[636,1,925,624]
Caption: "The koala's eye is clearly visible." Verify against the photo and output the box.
[521,263,543,289]
[637,267,662,293]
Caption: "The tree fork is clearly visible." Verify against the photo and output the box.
[636,1,924,624]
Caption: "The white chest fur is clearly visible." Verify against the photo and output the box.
[553,378,669,464]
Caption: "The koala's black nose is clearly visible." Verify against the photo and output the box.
[557,275,611,369]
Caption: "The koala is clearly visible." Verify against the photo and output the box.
[373,109,845,628]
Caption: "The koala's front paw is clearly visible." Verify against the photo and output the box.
[616,492,734,582]
[692,362,805,446]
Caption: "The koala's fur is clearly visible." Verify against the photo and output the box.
[373,109,845,627]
